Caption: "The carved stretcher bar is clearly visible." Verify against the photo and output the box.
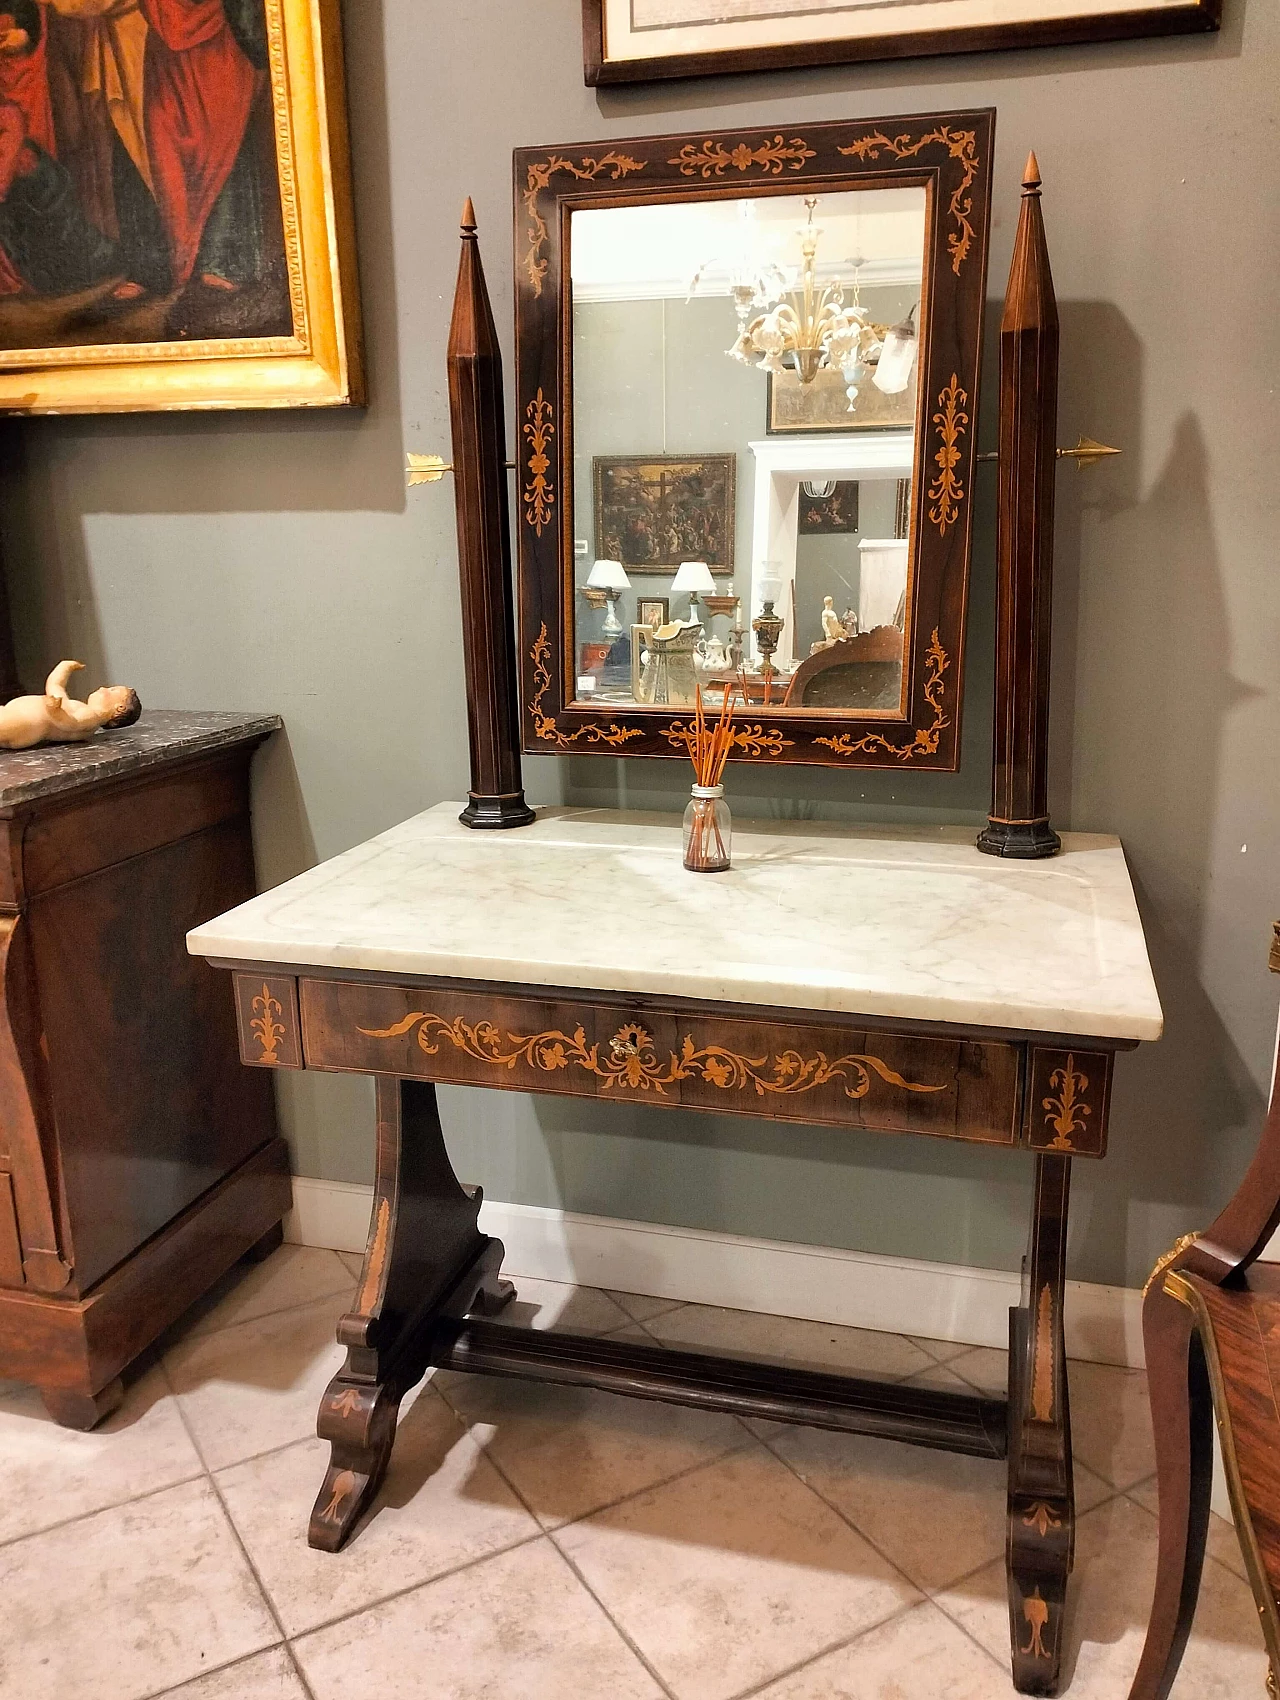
[190,802,1161,1697]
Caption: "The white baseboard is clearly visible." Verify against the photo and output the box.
[285,1175,1144,1370]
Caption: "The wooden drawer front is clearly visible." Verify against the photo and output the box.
[300,980,1024,1148]
[0,1172,23,1287]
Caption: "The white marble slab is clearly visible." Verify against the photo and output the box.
[188,804,1162,1041]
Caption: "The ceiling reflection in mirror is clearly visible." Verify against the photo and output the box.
[569,186,927,715]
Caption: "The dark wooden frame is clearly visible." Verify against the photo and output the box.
[581,0,1221,87]
[591,452,737,577]
[514,110,994,769]
[214,949,1140,1692]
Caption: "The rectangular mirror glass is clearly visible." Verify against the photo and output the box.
[570,187,924,715]
[515,112,994,766]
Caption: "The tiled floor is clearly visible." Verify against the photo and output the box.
[0,1244,1268,1700]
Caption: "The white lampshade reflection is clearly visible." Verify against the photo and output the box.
[873,309,917,395]
[587,558,630,590]
[670,560,716,594]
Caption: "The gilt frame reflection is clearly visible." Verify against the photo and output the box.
[514,110,994,768]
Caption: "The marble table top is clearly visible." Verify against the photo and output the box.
[189,804,1163,1042]
[0,710,281,809]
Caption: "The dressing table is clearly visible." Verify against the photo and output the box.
[191,110,1155,1696]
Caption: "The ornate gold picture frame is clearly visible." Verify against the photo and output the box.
[0,0,362,414]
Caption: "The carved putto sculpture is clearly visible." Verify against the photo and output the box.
[820,595,843,643]
[0,661,141,750]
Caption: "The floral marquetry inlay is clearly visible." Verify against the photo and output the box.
[250,983,285,1064]
[358,1011,947,1104]
[928,376,969,536]
[522,152,646,295]
[1042,1055,1090,1151]
[668,135,816,179]
[523,390,555,536]
[837,126,981,274]
[528,624,644,748]
[815,630,950,762]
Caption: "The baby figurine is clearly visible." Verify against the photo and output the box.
[0,660,141,750]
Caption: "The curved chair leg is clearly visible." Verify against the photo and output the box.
[1127,1284,1214,1700]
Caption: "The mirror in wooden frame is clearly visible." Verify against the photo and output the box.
[515,110,994,767]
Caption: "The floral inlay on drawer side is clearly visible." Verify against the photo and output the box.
[233,973,302,1070]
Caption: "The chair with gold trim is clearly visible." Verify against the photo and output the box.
[1129,922,1280,1699]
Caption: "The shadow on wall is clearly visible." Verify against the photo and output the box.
[1062,405,1265,1284]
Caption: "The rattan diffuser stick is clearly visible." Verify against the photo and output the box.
[683,684,737,872]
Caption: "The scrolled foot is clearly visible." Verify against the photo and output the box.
[469,1273,516,1317]
[308,1376,401,1552]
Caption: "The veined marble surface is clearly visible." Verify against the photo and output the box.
[189,804,1163,1041]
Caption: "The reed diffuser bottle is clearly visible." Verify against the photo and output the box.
[682,684,736,873]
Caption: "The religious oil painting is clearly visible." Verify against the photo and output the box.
[0,0,361,412]
[584,0,1220,82]
[593,454,735,576]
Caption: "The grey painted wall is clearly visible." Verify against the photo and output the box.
[1,1,1275,1289]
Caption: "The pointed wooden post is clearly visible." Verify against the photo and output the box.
[447,199,535,829]
[977,155,1061,859]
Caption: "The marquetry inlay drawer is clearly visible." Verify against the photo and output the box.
[292,979,1029,1149]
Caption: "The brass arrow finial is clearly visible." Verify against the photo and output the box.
[1023,151,1041,193]
[1056,435,1122,470]
[406,452,451,487]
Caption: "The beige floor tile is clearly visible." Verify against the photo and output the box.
[557,1445,920,1700]
[1068,1360,1155,1490]
[1128,1475,1248,1583]
[0,1478,278,1700]
[437,1370,750,1528]
[165,1292,347,1471]
[936,1492,1270,1698]
[294,1536,665,1700]
[768,1423,1010,1593]
[159,1647,308,1700]
[0,1362,203,1545]
[644,1303,935,1380]
[217,1388,540,1635]
[946,1346,1009,1398]
[608,1288,685,1324]
[909,1334,983,1366]
[337,1249,365,1280]
[498,1276,632,1335]
[753,1598,1008,1698]
[179,1244,355,1340]
[768,1423,1113,1595]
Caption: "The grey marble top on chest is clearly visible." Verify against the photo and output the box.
[0,710,281,811]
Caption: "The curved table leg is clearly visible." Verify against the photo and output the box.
[1126,1285,1213,1700]
[1007,1154,1075,1696]
[309,1076,507,1552]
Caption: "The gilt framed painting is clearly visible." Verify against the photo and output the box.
[582,0,1220,84]
[0,0,362,413]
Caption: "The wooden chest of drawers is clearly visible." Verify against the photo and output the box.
[0,711,291,1427]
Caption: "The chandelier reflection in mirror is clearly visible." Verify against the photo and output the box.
[691,196,918,416]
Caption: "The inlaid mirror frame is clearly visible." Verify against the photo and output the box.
[514,109,994,768]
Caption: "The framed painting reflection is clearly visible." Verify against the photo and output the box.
[0,0,361,412]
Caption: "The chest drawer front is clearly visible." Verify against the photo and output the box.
[300,979,1025,1148]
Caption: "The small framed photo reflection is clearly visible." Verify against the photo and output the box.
[637,596,669,629]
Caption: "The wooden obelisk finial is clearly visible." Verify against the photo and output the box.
[447,199,535,829]
[976,154,1061,859]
